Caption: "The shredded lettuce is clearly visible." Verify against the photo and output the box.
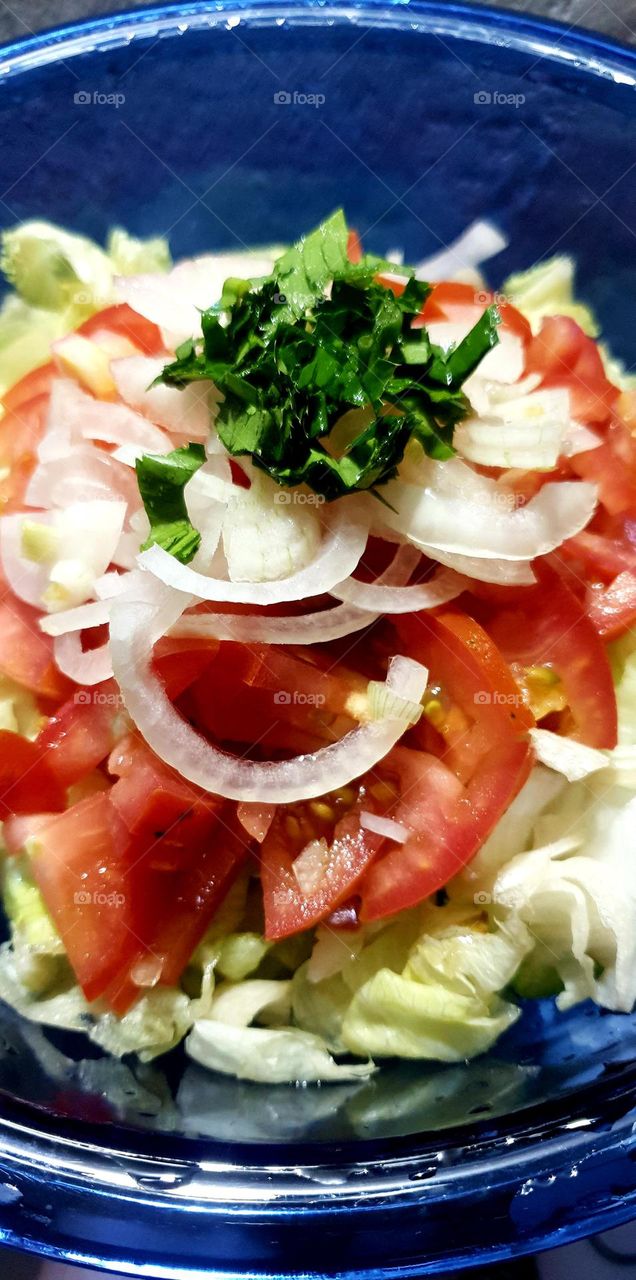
[0,220,171,398]
[502,256,599,337]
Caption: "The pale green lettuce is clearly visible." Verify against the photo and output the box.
[503,256,599,336]
[0,220,171,398]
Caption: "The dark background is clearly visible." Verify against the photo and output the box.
[0,0,634,46]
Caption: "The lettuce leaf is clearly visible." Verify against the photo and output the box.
[503,256,599,336]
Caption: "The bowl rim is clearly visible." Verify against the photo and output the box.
[0,0,636,1273]
[0,0,635,79]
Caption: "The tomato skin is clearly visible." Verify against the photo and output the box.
[0,731,65,815]
[103,803,250,1015]
[36,680,122,787]
[480,562,617,748]
[2,365,54,414]
[347,229,363,264]
[30,793,141,1002]
[261,805,383,941]
[588,571,636,639]
[526,315,618,425]
[0,594,71,702]
[422,281,532,345]
[77,304,164,355]
[402,609,533,782]
[0,393,50,512]
[359,739,532,921]
[571,421,636,516]
[560,529,636,583]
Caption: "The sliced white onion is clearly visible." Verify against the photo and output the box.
[53,632,113,685]
[425,320,525,385]
[169,542,425,645]
[25,447,138,512]
[414,221,508,282]
[170,601,376,647]
[359,811,408,843]
[454,388,570,470]
[114,250,279,346]
[94,571,129,600]
[333,561,466,614]
[37,377,169,457]
[222,473,321,584]
[413,545,536,586]
[292,838,330,895]
[138,506,369,605]
[39,599,110,637]
[110,356,218,440]
[110,581,429,803]
[562,419,603,457]
[237,802,277,843]
[380,458,597,564]
[0,513,53,607]
[530,728,608,782]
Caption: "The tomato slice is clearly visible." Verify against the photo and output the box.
[2,364,54,414]
[347,229,363,264]
[525,315,618,426]
[0,593,71,702]
[359,738,532,921]
[588,571,636,639]
[477,561,617,748]
[571,420,636,516]
[102,802,250,1015]
[30,793,141,1002]
[77,304,164,355]
[0,731,65,816]
[404,609,534,781]
[261,786,383,941]
[421,281,532,345]
[36,679,123,787]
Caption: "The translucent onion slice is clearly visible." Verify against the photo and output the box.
[38,377,169,456]
[530,728,608,782]
[138,507,369,606]
[414,544,536,586]
[40,599,110,637]
[0,513,52,606]
[380,459,597,563]
[110,356,217,440]
[53,633,113,686]
[237,802,277,843]
[359,811,408,843]
[25,447,139,512]
[169,542,418,645]
[110,578,428,803]
[332,560,467,614]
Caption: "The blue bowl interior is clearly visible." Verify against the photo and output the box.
[0,0,635,1149]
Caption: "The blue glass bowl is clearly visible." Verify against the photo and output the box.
[0,2,636,1274]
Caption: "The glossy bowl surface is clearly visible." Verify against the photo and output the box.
[0,1,636,1275]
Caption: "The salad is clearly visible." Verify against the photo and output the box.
[0,211,634,1085]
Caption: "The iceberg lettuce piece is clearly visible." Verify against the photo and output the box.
[107,227,171,276]
[503,256,599,336]
[186,1019,375,1084]
[342,968,519,1062]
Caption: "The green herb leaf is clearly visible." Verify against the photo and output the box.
[136,443,205,563]
[152,211,500,524]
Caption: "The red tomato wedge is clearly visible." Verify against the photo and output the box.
[421,280,532,345]
[525,315,618,425]
[359,738,532,921]
[36,679,123,787]
[77,304,164,355]
[477,561,617,748]
[405,609,534,781]
[0,593,71,702]
[0,731,65,816]
[588,571,636,639]
[29,793,142,1002]
[101,803,250,1015]
[570,420,636,517]
[261,793,383,941]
